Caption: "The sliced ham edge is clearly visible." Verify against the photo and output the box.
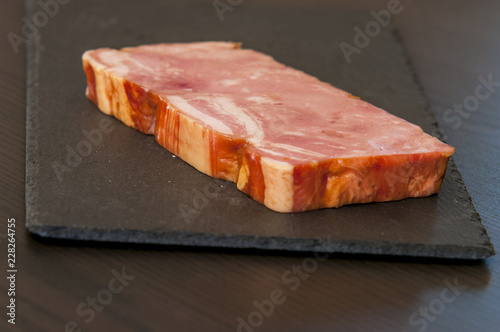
[82,42,455,213]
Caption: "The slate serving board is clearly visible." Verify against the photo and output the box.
[25,0,494,259]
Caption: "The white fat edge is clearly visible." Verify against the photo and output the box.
[222,79,240,87]
[260,156,294,170]
[250,72,262,80]
[282,131,305,137]
[258,143,329,160]
[321,142,348,150]
[247,96,274,104]
[257,147,322,165]
[167,96,233,135]
[98,50,169,78]
[367,138,383,150]
[97,51,130,77]
[257,147,298,160]
[128,58,160,76]
[268,143,330,158]
[401,142,413,150]
[205,96,264,143]
[156,42,235,55]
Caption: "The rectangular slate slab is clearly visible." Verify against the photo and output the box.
[25,0,494,259]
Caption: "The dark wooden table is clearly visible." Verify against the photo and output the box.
[1,1,499,331]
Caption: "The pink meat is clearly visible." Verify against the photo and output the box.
[82,42,455,212]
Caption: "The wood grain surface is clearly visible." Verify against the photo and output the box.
[1,1,499,332]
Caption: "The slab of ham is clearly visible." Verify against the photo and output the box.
[82,42,455,212]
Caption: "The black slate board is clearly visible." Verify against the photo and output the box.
[25,0,494,259]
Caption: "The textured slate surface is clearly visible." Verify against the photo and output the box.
[25,0,494,259]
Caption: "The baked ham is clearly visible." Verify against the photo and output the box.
[82,42,455,213]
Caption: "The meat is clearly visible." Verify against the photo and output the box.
[82,42,455,212]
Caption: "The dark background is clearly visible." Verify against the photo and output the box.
[1,0,499,331]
